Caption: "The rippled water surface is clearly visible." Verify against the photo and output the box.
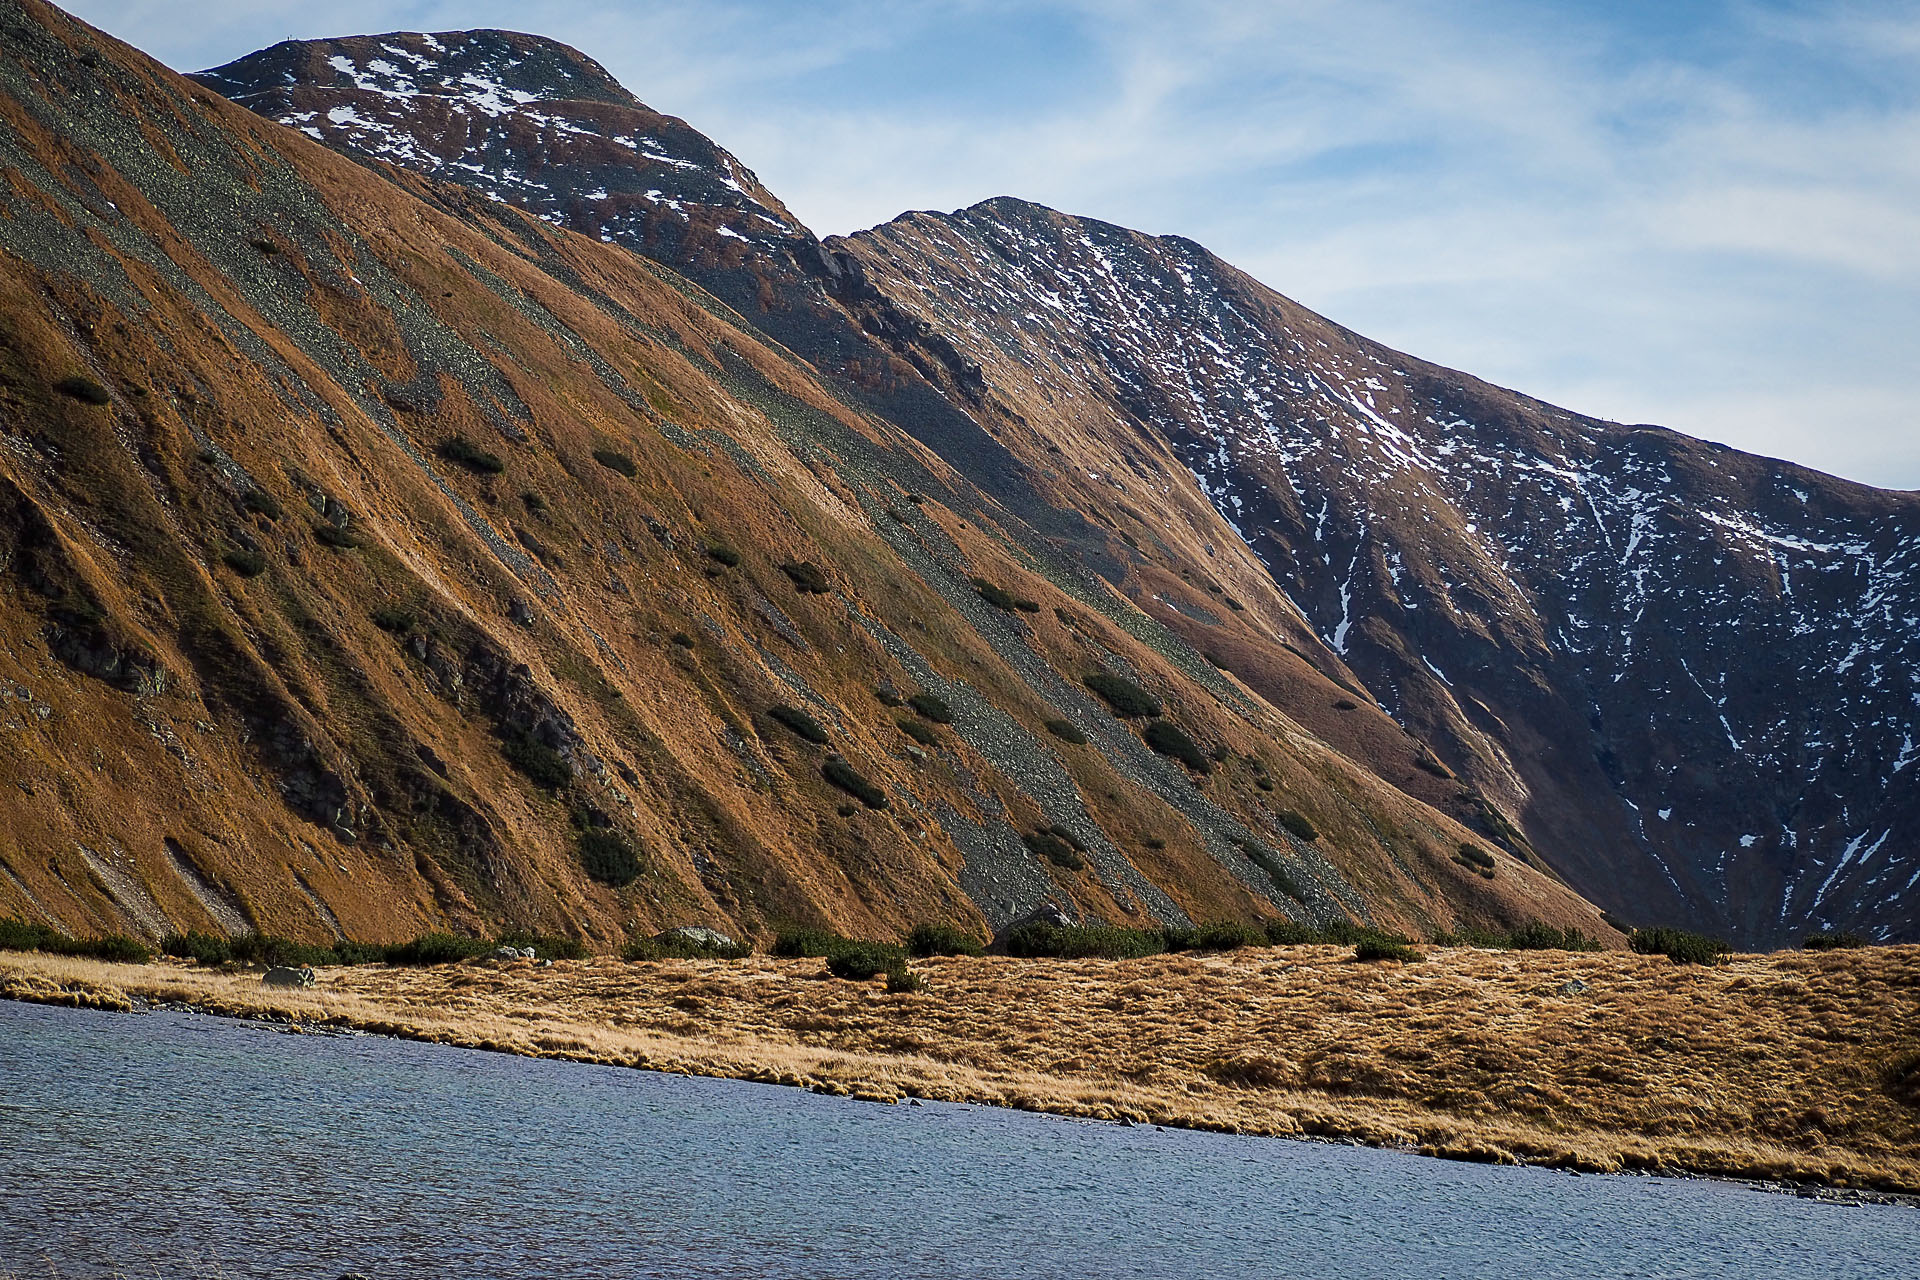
[1,1000,1914,1278]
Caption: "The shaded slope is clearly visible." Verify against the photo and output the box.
[838,198,1920,946]
[0,0,1606,950]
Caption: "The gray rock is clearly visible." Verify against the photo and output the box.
[990,901,1075,951]
[655,925,737,951]
[492,945,524,960]
[1555,978,1591,996]
[262,965,316,988]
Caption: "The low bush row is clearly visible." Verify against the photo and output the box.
[0,918,151,964]
[155,930,588,968]
[1431,922,1601,952]
[1630,926,1733,965]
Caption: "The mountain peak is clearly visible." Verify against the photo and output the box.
[196,29,636,112]
[190,31,801,247]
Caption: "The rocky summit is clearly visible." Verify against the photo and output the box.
[0,0,1907,951]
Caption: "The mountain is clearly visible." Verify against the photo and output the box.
[192,22,1920,947]
[835,200,1920,947]
[0,0,1609,950]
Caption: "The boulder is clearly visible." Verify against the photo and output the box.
[262,966,316,988]
[655,925,737,952]
[990,901,1075,952]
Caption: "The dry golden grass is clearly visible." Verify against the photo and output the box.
[6,944,1918,1192]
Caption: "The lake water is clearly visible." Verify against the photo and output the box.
[0,1000,1914,1279]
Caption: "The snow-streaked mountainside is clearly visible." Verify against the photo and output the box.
[842,201,1920,945]
[178,24,1917,945]
[192,30,803,252]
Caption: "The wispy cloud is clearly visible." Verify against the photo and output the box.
[60,0,1920,488]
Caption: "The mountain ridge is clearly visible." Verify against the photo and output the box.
[0,0,1610,951]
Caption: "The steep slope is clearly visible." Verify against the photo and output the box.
[0,0,1606,950]
[194,24,1920,946]
[194,25,1556,857]
[190,32,1092,559]
[836,199,1920,946]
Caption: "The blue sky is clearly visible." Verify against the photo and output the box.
[64,1,1920,489]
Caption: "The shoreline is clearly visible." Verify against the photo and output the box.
[4,946,1918,1199]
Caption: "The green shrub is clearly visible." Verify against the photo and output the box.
[896,717,939,746]
[1455,844,1496,870]
[875,686,904,707]
[1631,926,1731,966]
[768,704,829,744]
[521,491,548,513]
[242,488,282,520]
[1276,809,1320,842]
[502,734,572,788]
[313,524,359,550]
[438,436,506,475]
[383,934,495,965]
[826,944,904,981]
[907,692,953,724]
[0,918,151,963]
[1084,671,1162,718]
[1163,922,1263,952]
[1239,840,1301,899]
[1043,718,1087,745]
[1263,919,1330,946]
[1262,919,1415,951]
[1506,921,1600,952]
[331,941,387,965]
[1024,828,1085,871]
[83,935,151,963]
[1355,939,1421,963]
[1001,923,1165,959]
[670,632,695,648]
[53,375,111,405]
[162,930,232,964]
[771,926,851,958]
[370,605,416,633]
[885,962,925,993]
[592,447,637,477]
[822,756,887,809]
[1803,931,1869,950]
[1143,720,1211,772]
[579,830,642,887]
[906,923,983,957]
[164,931,336,968]
[971,577,1019,610]
[706,543,741,567]
[779,560,832,593]
[221,548,267,577]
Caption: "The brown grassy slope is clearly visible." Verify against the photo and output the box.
[7,946,1917,1192]
[0,0,1609,950]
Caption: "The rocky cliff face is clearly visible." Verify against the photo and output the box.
[0,0,1608,950]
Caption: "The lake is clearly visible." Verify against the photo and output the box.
[0,999,1913,1278]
